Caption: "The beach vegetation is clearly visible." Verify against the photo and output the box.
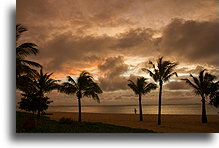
[16,112,155,133]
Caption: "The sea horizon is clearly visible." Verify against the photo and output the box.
[45,104,219,115]
[48,103,203,107]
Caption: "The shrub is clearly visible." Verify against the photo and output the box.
[59,117,75,124]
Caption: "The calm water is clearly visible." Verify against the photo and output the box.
[47,104,219,115]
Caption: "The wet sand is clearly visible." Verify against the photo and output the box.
[47,112,219,133]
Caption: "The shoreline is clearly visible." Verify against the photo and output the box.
[46,112,219,133]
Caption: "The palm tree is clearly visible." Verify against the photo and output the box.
[209,81,219,108]
[16,24,41,86]
[128,77,157,121]
[182,70,217,123]
[142,57,178,125]
[18,68,59,117]
[58,71,103,122]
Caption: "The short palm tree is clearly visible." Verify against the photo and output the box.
[58,71,103,122]
[182,69,217,123]
[142,57,178,125]
[16,24,41,86]
[33,68,59,97]
[18,68,59,117]
[128,77,157,121]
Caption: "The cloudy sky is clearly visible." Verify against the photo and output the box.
[16,0,218,106]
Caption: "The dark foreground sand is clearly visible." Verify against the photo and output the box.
[47,112,219,133]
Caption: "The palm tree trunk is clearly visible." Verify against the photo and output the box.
[78,97,82,122]
[201,96,207,123]
[32,111,35,119]
[37,110,40,119]
[158,81,163,125]
[139,94,143,121]
[37,91,43,119]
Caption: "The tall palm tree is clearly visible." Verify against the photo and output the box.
[58,71,103,122]
[16,24,41,85]
[182,70,217,123]
[142,57,178,125]
[128,77,157,121]
[18,68,59,117]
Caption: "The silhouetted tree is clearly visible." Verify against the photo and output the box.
[19,93,53,118]
[16,24,41,89]
[58,71,103,122]
[128,77,157,121]
[142,57,178,125]
[209,81,219,108]
[18,68,59,117]
[182,69,217,123]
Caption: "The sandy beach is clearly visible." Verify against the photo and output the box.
[46,112,219,133]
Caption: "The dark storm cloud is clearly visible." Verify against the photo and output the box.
[160,19,218,65]
[37,32,114,71]
[17,0,136,34]
[34,28,158,72]
[98,56,129,78]
[98,56,144,91]
[17,0,217,28]
[98,56,129,91]
[113,28,158,55]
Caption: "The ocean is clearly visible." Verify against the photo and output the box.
[47,104,219,115]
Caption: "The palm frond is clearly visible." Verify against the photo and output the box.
[144,69,158,82]
[199,69,206,84]
[16,43,39,57]
[163,72,178,82]
[78,71,94,90]
[204,72,216,82]
[143,83,157,94]
[182,78,201,95]
[128,80,139,95]
[157,57,164,71]
[16,75,37,93]
[83,91,100,103]
[136,77,147,93]
[59,71,102,103]
[67,76,78,88]
[16,24,27,41]
[16,64,38,78]
[162,63,178,80]
[190,74,201,89]
[58,82,77,94]
[83,82,102,102]
[148,60,156,69]
[19,59,42,68]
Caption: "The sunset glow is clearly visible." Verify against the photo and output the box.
[16,0,218,105]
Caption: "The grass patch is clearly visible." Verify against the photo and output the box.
[16,112,155,133]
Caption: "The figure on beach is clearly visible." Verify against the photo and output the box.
[134,108,137,114]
